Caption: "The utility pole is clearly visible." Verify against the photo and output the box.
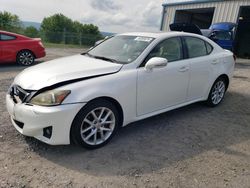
[80,32,82,46]
[63,28,66,44]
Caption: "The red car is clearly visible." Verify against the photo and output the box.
[0,30,46,66]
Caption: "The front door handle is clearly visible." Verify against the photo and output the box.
[179,66,189,72]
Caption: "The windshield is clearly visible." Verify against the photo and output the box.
[87,35,154,64]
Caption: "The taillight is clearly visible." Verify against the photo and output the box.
[39,41,44,48]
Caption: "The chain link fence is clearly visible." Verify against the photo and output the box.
[39,31,103,47]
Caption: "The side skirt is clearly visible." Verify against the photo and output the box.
[122,97,205,127]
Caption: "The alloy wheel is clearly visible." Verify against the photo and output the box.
[80,107,116,146]
[211,80,225,105]
[18,51,34,65]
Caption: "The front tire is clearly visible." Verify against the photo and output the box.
[17,50,35,66]
[206,78,227,107]
[71,99,120,149]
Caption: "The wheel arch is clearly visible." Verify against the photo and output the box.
[87,96,124,126]
[205,74,230,107]
[70,96,124,144]
[205,73,230,101]
[216,74,230,90]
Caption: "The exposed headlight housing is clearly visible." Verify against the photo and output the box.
[30,90,71,106]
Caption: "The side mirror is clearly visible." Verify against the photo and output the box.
[145,57,168,71]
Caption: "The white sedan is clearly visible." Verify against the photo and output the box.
[6,32,235,149]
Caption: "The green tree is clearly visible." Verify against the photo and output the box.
[73,21,100,35]
[40,13,102,45]
[24,26,39,38]
[40,13,74,43]
[73,21,102,45]
[0,11,22,32]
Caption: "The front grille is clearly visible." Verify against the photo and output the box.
[13,119,24,129]
[10,85,31,103]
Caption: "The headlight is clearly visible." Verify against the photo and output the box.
[30,90,71,106]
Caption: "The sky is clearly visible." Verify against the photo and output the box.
[0,0,168,33]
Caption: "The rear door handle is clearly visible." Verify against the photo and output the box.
[212,59,219,65]
[179,66,189,72]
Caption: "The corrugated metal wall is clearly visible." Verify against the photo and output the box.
[162,0,250,31]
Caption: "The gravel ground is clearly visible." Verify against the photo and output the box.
[0,48,250,188]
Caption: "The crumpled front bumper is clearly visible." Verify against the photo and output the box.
[6,94,84,145]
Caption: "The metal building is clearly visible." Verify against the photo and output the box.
[160,0,250,58]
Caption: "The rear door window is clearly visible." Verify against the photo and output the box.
[184,37,208,58]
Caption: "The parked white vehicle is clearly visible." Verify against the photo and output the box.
[6,32,235,149]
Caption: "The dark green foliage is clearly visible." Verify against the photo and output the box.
[0,11,102,46]
[40,14,102,45]
[40,14,74,43]
[24,26,40,38]
[0,11,22,33]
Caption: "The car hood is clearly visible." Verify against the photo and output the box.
[14,54,122,90]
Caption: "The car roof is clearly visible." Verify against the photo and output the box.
[0,30,29,39]
[119,31,207,39]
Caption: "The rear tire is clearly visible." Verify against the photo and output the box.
[71,99,120,149]
[206,78,227,107]
[17,50,35,66]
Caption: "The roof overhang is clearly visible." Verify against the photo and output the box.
[163,0,225,7]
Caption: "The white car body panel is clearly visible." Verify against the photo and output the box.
[6,32,235,145]
[187,54,213,101]
[137,58,190,116]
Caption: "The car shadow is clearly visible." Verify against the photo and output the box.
[0,63,26,73]
[235,62,250,69]
[25,91,250,177]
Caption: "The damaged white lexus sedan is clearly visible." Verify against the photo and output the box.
[6,32,235,149]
